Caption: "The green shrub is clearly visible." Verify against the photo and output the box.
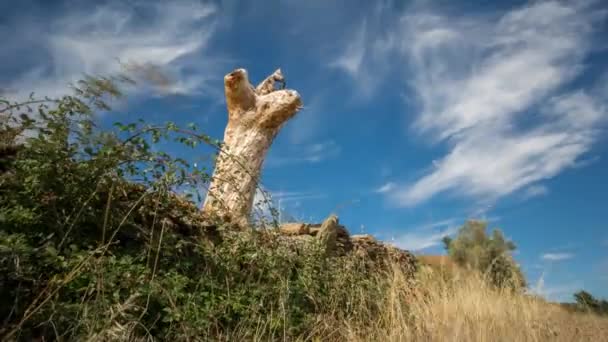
[0,76,395,341]
[442,220,526,291]
[573,290,608,316]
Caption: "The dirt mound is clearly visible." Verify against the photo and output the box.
[279,218,418,278]
[115,185,418,279]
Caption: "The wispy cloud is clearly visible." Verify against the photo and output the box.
[327,3,396,98]
[572,156,601,169]
[270,191,327,203]
[394,2,607,206]
[531,272,581,302]
[252,188,276,223]
[375,182,396,194]
[416,218,459,231]
[392,220,458,252]
[1,1,223,100]
[332,1,607,207]
[522,184,549,200]
[541,253,575,261]
[252,188,325,223]
[266,140,341,167]
[530,262,582,302]
[328,21,367,78]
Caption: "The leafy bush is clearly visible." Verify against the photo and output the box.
[442,220,526,290]
[573,290,608,316]
[0,76,397,341]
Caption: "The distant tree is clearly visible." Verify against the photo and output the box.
[575,290,598,309]
[441,236,452,251]
[443,220,526,290]
[574,290,608,315]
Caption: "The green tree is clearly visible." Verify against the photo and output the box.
[574,290,608,315]
[443,220,526,290]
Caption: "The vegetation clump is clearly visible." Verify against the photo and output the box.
[442,220,526,290]
[0,77,412,341]
[563,290,608,316]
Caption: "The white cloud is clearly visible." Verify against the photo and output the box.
[375,182,396,194]
[572,156,601,169]
[541,253,574,261]
[328,21,367,77]
[266,140,341,167]
[251,188,325,223]
[270,191,326,202]
[392,221,458,251]
[530,268,582,302]
[2,1,223,100]
[416,218,458,230]
[522,184,549,199]
[329,1,607,206]
[372,1,607,206]
[327,3,397,98]
[404,2,594,139]
[252,188,276,223]
[531,280,581,302]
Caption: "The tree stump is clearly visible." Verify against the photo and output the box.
[201,68,302,229]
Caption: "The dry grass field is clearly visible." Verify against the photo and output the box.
[320,256,608,342]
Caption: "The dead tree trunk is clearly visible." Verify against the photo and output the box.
[201,68,302,228]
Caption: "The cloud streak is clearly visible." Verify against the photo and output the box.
[266,140,341,167]
[392,220,458,251]
[252,188,326,223]
[522,185,549,200]
[541,253,575,261]
[375,182,396,194]
[395,1,607,206]
[1,1,223,100]
[531,271,581,302]
[332,1,607,207]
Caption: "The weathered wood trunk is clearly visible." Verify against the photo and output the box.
[201,68,302,228]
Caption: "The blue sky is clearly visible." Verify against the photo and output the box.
[1,0,607,302]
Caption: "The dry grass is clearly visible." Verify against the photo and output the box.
[322,262,608,342]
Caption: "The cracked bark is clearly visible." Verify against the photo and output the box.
[201,68,302,229]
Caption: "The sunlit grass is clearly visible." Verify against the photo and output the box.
[322,261,608,342]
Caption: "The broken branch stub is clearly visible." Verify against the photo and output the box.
[201,68,302,229]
